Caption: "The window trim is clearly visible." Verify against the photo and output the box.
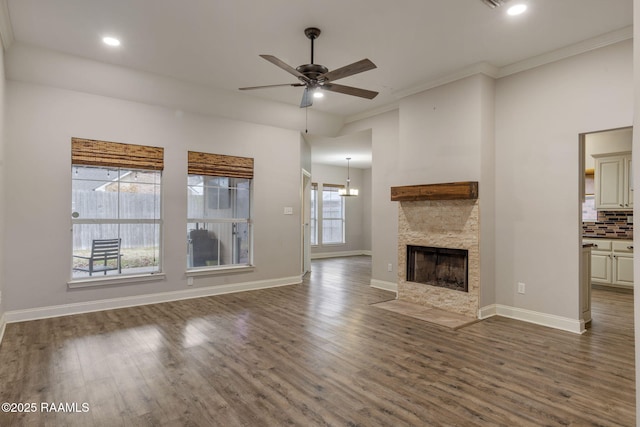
[68,272,166,288]
[185,265,255,277]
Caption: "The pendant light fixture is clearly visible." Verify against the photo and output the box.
[338,157,358,197]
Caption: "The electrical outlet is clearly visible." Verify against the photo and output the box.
[517,282,526,294]
[387,263,393,272]
[187,277,194,287]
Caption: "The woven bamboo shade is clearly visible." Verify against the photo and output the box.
[188,151,254,179]
[72,138,164,170]
[322,183,346,189]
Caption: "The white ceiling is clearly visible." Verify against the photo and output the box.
[4,0,633,167]
[305,130,372,169]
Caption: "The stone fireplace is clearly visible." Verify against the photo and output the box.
[391,182,480,318]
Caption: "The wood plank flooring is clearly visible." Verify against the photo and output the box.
[0,256,635,426]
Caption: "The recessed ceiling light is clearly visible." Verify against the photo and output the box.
[507,3,527,15]
[313,90,324,99]
[102,36,121,47]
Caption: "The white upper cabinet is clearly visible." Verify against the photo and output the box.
[593,152,632,210]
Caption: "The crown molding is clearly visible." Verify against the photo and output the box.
[391,62,500,101]
[497,25,632,78]
[0,0,13,50]
[344,100,399,124]
[343,26,632,124]
[344,62,498,123]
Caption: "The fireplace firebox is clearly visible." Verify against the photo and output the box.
[406,245,468,292]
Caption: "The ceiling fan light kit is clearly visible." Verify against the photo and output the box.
[239,27,378,108]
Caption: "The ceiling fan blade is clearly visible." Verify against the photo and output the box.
[260,55,310,83]
[320,59,377,82]
[239,83,304,90]
[322,83,378,99]
[300,88,313,108]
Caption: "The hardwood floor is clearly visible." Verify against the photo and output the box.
[0,256,635,426]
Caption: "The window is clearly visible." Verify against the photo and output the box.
[71,138,163,280]
[582,195,597,222]
[187,151,253,270]
[322,184,345,244]
[583,173,597,222]
[310,182,318,246]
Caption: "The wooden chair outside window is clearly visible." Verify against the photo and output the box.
[73,238,122,276]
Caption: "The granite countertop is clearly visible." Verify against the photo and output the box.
[582,235,632,240]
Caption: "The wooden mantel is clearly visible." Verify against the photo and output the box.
[390,181,478,201]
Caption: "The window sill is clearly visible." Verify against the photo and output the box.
[68,272,166,289]
[186,265,255,277]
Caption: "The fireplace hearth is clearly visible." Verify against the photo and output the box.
[406,245,468,292]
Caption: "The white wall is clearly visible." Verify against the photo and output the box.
[0,43,6,332]
[6,43,344,137]
[397,74,487,184]
[4,81,304,312]
[495,39,633,319]
[310,163,368,256]
[341,110,400,288]
[300,135,312,173]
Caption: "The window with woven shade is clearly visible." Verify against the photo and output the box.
[187,151,253,270]
[71,138,164,281]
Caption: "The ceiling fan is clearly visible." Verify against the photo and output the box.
[239,27,378,108]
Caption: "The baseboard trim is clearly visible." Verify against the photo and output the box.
[478,304,497,319]
[311,250,371,259]
[479,304,584,334]
[4,275,302,324]
[370,279,397,293]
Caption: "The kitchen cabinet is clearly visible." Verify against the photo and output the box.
[612,241,634,286]
[583,238,633,289]
[593,152,632,210]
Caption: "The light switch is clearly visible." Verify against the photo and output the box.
[284,207,293,215]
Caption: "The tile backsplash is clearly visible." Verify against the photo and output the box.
[583,211,633,239]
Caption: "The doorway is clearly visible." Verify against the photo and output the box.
[580,126,633,328]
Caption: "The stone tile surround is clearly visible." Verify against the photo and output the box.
[397,199,480,318]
